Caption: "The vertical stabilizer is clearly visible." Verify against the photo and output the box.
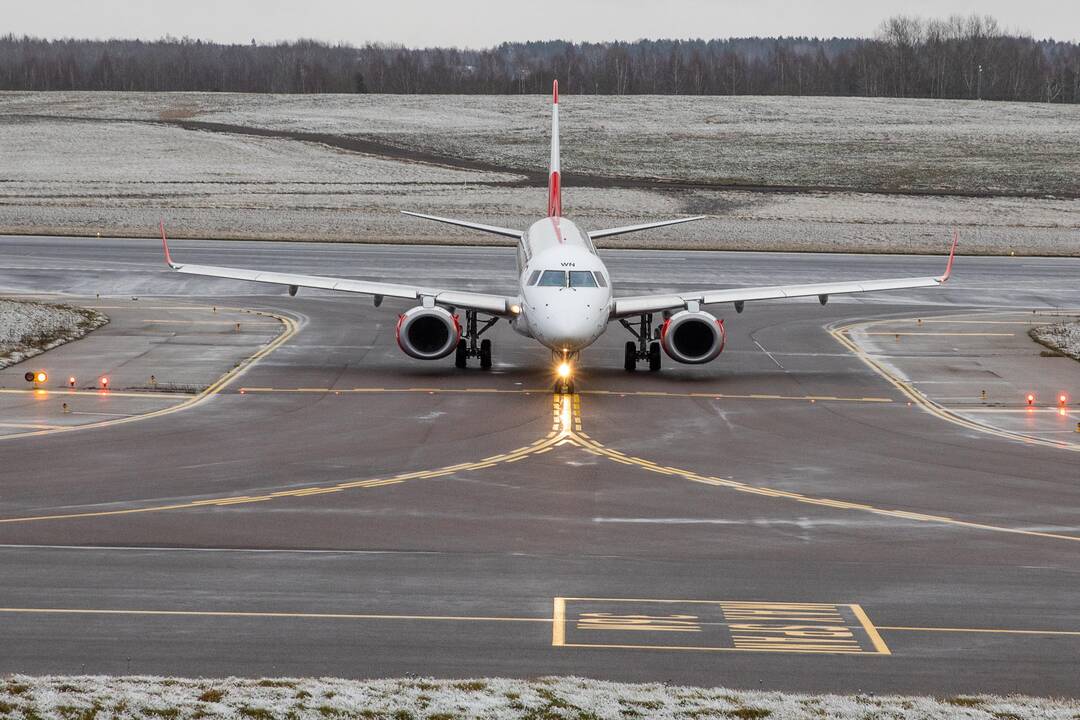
[547,80,561,217]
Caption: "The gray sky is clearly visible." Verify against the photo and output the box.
[8,0,1078,46]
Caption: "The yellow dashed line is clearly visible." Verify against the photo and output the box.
[831,317,1080,453]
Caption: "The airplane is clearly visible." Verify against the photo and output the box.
[159,79,957,393]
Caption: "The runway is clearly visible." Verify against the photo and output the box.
[1,236,1078,695]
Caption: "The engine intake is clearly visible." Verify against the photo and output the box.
[660,310,726,364]
[396,306,460,360]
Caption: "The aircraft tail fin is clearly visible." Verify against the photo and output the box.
[547,79,561,217]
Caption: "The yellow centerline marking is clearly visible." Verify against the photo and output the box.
[863,332,1015,337]
[831,315,1080,453]
[0,389,192,400]
[877,626,1080,636]
[0,607,550,624]
[237,387,892,403]
[0,306,299,443]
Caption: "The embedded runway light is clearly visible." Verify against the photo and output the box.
[557,362,571,379]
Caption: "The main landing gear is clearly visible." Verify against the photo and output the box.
[620,313,661,372]
[455,309,497,370]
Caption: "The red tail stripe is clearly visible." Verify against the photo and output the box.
[548,170,562,217]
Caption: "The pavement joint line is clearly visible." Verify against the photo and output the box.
[0,305,300,443]
[876,626,1080,636]
[863,332,1016,336]
[829,316,1080,453]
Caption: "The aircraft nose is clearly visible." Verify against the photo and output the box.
[544,305,605,351]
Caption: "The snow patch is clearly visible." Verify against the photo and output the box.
[0,297,108,368]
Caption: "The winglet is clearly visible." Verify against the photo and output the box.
[159,220,177,268]
[937,229,959,282]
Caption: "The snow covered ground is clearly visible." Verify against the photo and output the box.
[1,92,1077,254]
[1,675,1076,720]
[1030,320,1080,361]
[0,297,107,368]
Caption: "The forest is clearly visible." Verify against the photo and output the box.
[1,14,1077,102]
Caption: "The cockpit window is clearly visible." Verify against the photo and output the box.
[537,270,567,287]
[527,270,542,286]
[592,271,608,287]
[569,271,598,288]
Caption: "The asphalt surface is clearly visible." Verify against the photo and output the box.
[1,235,1078,695]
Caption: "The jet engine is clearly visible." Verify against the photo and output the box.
[396,306,460,360]
[660,310,726,364]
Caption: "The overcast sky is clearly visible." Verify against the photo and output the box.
[8,0,1078,46]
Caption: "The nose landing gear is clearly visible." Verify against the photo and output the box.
[455,310,498,369]
[553,351,577,394]
[620,313,661,372]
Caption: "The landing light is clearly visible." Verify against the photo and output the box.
[510,304,521,315]
[1026,393,1035,407]
[35,371,48,384]
[100,376,110,389]
[1060,393,1068,407]
[557,362,571,379]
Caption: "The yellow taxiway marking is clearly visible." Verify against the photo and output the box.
[877,626,1080,636]
[0,389,192,400]
[0,607,551,624]
[553,597,889,655]
[5,385,1076,546]
[143,319,280,324]
[831,317,1080,453]
[0,307,298,443]
[863,332,1016,337]
[911,320,1044,325]
[237,387,892,404]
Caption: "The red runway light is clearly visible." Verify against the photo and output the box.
[1026,393,1035,406]
[100,376,109,389]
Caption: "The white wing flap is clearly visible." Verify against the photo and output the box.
[172,262,512,314]
[612,233,958,318]
[614,275,944,317]
[161,224,512,315]
[588,216,705,240]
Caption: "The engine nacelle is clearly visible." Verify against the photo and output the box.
[396,306,460,360]
[660,310,726,364]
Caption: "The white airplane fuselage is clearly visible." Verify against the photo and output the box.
[513,217,612,354]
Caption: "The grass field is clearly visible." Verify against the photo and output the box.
[1,92,1077,254]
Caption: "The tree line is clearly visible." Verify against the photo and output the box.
[1,14,1077,102]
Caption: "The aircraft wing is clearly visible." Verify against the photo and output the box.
[588,216,706,240]
[612,232,958,318]
[159,223,514,316]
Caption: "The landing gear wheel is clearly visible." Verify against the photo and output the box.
[479,339,492,369]
[648,341,662,372]
[454,340,467,369]
[555,379,575,394]
[624,341,637,372]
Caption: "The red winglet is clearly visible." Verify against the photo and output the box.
[159,220,176,267]
[938,228,959,282]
